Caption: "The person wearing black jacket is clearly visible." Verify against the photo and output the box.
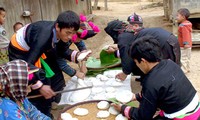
[8,10,82,117]
[112,36,199,120]
[104,13,180,81]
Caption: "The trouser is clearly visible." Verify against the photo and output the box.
[180,48,191,73]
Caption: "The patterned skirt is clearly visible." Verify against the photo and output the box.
[0,47,9,65]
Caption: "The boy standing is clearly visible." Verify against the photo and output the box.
[0,7,9,65]
[177,8,192,73]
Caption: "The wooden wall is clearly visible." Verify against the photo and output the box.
[0,0,92,38]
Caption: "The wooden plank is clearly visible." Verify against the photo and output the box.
[0,0,25,38]
[39,0,60,21]
[22,0,42,23]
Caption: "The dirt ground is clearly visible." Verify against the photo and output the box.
[53,0,200,119]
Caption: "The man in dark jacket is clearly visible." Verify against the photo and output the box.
[104,13,180,81]
[8,10,83,117]
[112,36,199,120]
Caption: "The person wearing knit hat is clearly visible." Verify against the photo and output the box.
[127,13,143,25]
[0,60,50,120]
[104,14,180,81]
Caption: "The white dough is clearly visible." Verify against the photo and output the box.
[109,106,119,115]
[115,78,122,82]
[103,71,116,78]
[97,101,110,109]
[105,92,116,99]
[92,87,104,94]
[77,50,92,62]
[105,87,116,93]
[112,81,123,87]
[100,75,109,81]
[73,108,89,116]
[92,79,104,86]
[96,74,103,79]
[70,79,91,102]
[61,113,72,120]
[96,110,110,118]
[92,94,106,100]
[116,90,133,103]
[115,114,128,120]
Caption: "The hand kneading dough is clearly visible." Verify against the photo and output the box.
[97,110,110,118]
[115,114,128,120]
[73,108,89,116]
[97,101,110,109]
[108,106,119,115]
[70,79,91,102]
[116,90,133,103]
[61,113,72,120]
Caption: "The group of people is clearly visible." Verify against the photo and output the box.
[0,5,199,120]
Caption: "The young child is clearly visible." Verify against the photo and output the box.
[13,22,23,33]
[0,7,9,65]
[176,8,192,73]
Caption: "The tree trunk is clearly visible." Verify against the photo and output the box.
[93,0,98,10]
[104,0,108,11]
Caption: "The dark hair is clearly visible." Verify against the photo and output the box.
[177,8,190,19]
[104,20,126,43]
[128,35,162,63]
[56,10,80,31]
[13,22,23,31]
[0,7,5,12]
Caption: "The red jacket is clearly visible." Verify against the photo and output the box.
[178,20,192,47]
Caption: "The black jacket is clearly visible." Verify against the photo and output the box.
[123,60,196,120]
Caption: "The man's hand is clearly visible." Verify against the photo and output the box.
[131,93,136,101]
[79,61,88,74]
[105,46,118,54]
[116,72,128,81]
[75,71,85,80]
[111,103,122,112]
[39,85,55,99]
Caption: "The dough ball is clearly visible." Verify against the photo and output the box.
[103,71,116,78]
[70,79,91,102]
[115,114,128,120]
[116,90,133,103]
[97,101,110,110]
[105,92,116,99]
[61,113,72,120]
[92,87,104,94]
[115,78,122,82]
[96,74,103,79]
[108,106,119,115]
[92,79,104,86]
[70,88,91,102]
[112,81,123,87]
[92,94,106,100]
[96,110,110,118]
[73,108,89,116]
[105,87,116,93]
